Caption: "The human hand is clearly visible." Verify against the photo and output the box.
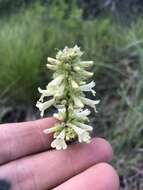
[0,118,119,190]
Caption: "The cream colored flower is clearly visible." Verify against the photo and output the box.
[73,96,84,108]
[80,81,96,96]
[80,61,94,67]
[46,64,57,70]
[53,108,66,121]
[46,81,65,97]
[47,57,60,65]
[48,75,64,87]
[43,125,60,134]
[56,45,83,61]
[73,109,91,121]
[70,124,91,143]
[51,129,67,150]
[74,121,93,131]
[74,66,81,71]
[38,87,52,102]
[82,70,94,77]
[75,109,91,117]
[38,82,65,103]
[71,80,79,89]
[37,46,100,149]
[52,83,65,97]
[36,99,55,117]
[81,97,100,112]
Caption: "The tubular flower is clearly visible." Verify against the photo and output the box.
[51,129,67,150]
[36,45,100,150]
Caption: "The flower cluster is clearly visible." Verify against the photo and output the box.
[36,45,100,150]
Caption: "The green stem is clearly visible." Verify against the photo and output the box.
[65,77,70,123]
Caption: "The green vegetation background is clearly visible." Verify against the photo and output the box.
[0,1,143,189]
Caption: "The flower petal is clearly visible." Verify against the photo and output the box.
[36,99,55,117]
[73,96,84,108]
[80,61,94,67]
[81,97,100,112]
[38,87,52,102]
[51,129,67,150]
[47,57,59,64]
[80,81,96,96]
[75,122,93,131]
[69,124,91,143]
[43,125,60,134]
[73,109,90,121]
[48,75,64,87]
[53,108,66,120]
[71,80,79,89]
[82,71,94,77]
[46,64,57,70]
[77,109,91,117]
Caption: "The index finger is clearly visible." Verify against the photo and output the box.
[0,117,57,165]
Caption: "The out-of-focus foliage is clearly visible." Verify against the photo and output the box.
[0,1,126,103]
[0,4,45,103]
[0,1,82,103]
[0,0,35,16]
[80,0,143,22]
[1,0,143,20]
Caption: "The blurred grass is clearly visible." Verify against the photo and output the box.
[0,2,126,103]
[0,1,143,189]
[0,4,45,103]
[0,2,82,103]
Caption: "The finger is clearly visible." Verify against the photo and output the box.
[0,138,113,190]
[0,117,57,165]
[54,163,119,190]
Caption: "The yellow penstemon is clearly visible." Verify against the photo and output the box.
[36,45,100,150]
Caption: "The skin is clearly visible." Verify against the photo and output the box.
[0,117,119,190]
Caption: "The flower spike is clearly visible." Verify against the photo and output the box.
[36,46,99,150]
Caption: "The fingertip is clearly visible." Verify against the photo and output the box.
[90,138,113,162]
[54,163,120,190]
[93,163,120,190]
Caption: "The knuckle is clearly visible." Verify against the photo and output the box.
[15,160,38,190]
